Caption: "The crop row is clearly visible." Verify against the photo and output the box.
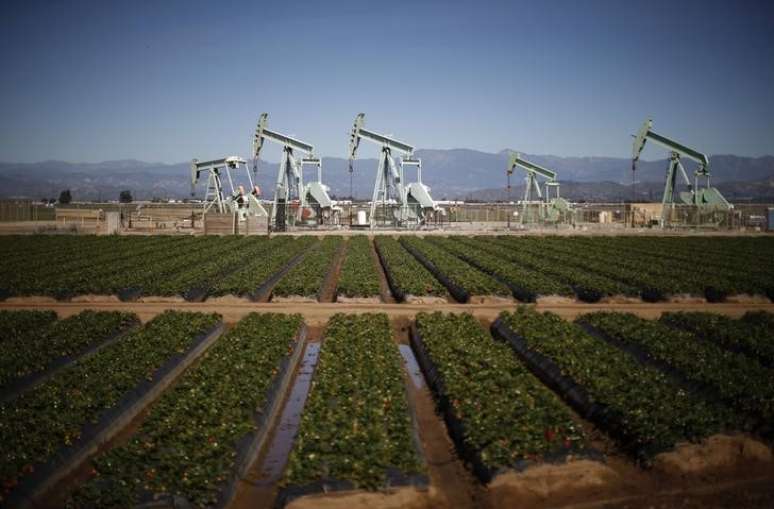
[272,237,342,299]
[212,236,316,298]
[414,312,584,479]
[579,312,774,425]
[70,313,303,507]
[494,308,729,459]
[0,310,57,343]
[150,236,270,299]
[566,236,773,298]
[496,237,686,300]
[476,238,635,301]
[283,313,424,491]
[373,236,445,299]
[0,311,221,497]
[428,237,571,301]
[0,310,137,391]
[660,311,774,368]
[336,237,381,298]
[400,237,508,301]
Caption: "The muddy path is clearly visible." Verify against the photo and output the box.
[230,325,324,509]
[319,240,347,302]
[393,318,489,509]
[371,236,396,303]
[3,299,773,324]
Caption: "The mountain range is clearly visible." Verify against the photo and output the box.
[1,149,773,202]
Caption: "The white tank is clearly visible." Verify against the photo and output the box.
[357,210,367,225]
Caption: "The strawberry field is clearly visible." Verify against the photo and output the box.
[1,233,774,507]
[1,234,772,303]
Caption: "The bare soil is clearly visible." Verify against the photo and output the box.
[370,235,395,304]
[4,299,773,324]
[319,240,347,303]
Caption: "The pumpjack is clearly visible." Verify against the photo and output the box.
[252,113,336,231]
[632,119,732,227]
[191,156,267,220]
[348,113,436,228]
[506,152,572,224]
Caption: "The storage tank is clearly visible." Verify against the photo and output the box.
[357,210,367,225]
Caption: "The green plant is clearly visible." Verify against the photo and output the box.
[284,313,423,489]
[337,237,381,298]
[70,313,302,507]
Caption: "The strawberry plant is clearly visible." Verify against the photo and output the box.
[283,313,424,490]
[336,237,381,298]
[400,237,509,299]
[212,236,316,297]
[496,308,730,459]
[660,311,774,368]
[0,310,57,343]
[0,310,138,390]
[0,311,221,496]
[480,237,634,301]
[430,236,571,301]
[373,236,445,298]
[70,313,303,508]
[579,312,774,424]
[272,237,341,298]
[415,312,585,478]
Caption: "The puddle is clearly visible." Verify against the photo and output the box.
[254,342,321,485]
[399,344,425,389]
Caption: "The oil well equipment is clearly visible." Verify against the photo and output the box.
[190,156,267,220]
[506,152,572,224]
[348,113,437,228]
[252,113,336,231]
[632,118,732,227]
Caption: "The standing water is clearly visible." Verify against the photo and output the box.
[399,344,425,389]
[254,341,321,484]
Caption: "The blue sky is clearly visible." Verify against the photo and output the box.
[1,0,773,163]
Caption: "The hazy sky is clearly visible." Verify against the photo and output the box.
[1,0,773,163]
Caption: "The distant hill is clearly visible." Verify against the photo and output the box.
[1,150,773,202]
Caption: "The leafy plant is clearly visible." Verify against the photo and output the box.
[0,310,137,389]
[416,312,584,473]
[373,236,445,297]
[212,237,316,296]
[284,313,424,489]
[580,312,774,424]
[337,237,381,298]
[70,313,302,508]
[498,308,730,458]
[401,237,509,297]
[0,311,221,495]
[0,310,57,343]
[272,237,341,298]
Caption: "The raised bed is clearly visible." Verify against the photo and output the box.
[336,237,381,299]
[413,312,589,483]
[493,308,731,461]
[577,312,774,430]
[278,313,427,506]
[1,311,224,508]
[69,313,307,508]
[0,310,139,402]
[660,311,774,368]
[271,236,342,301]
[373,236,445,302]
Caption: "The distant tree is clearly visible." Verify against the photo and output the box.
[119,190,133,203]
[58,189,72,204]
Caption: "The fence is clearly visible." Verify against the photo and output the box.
[0,201,56,222]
